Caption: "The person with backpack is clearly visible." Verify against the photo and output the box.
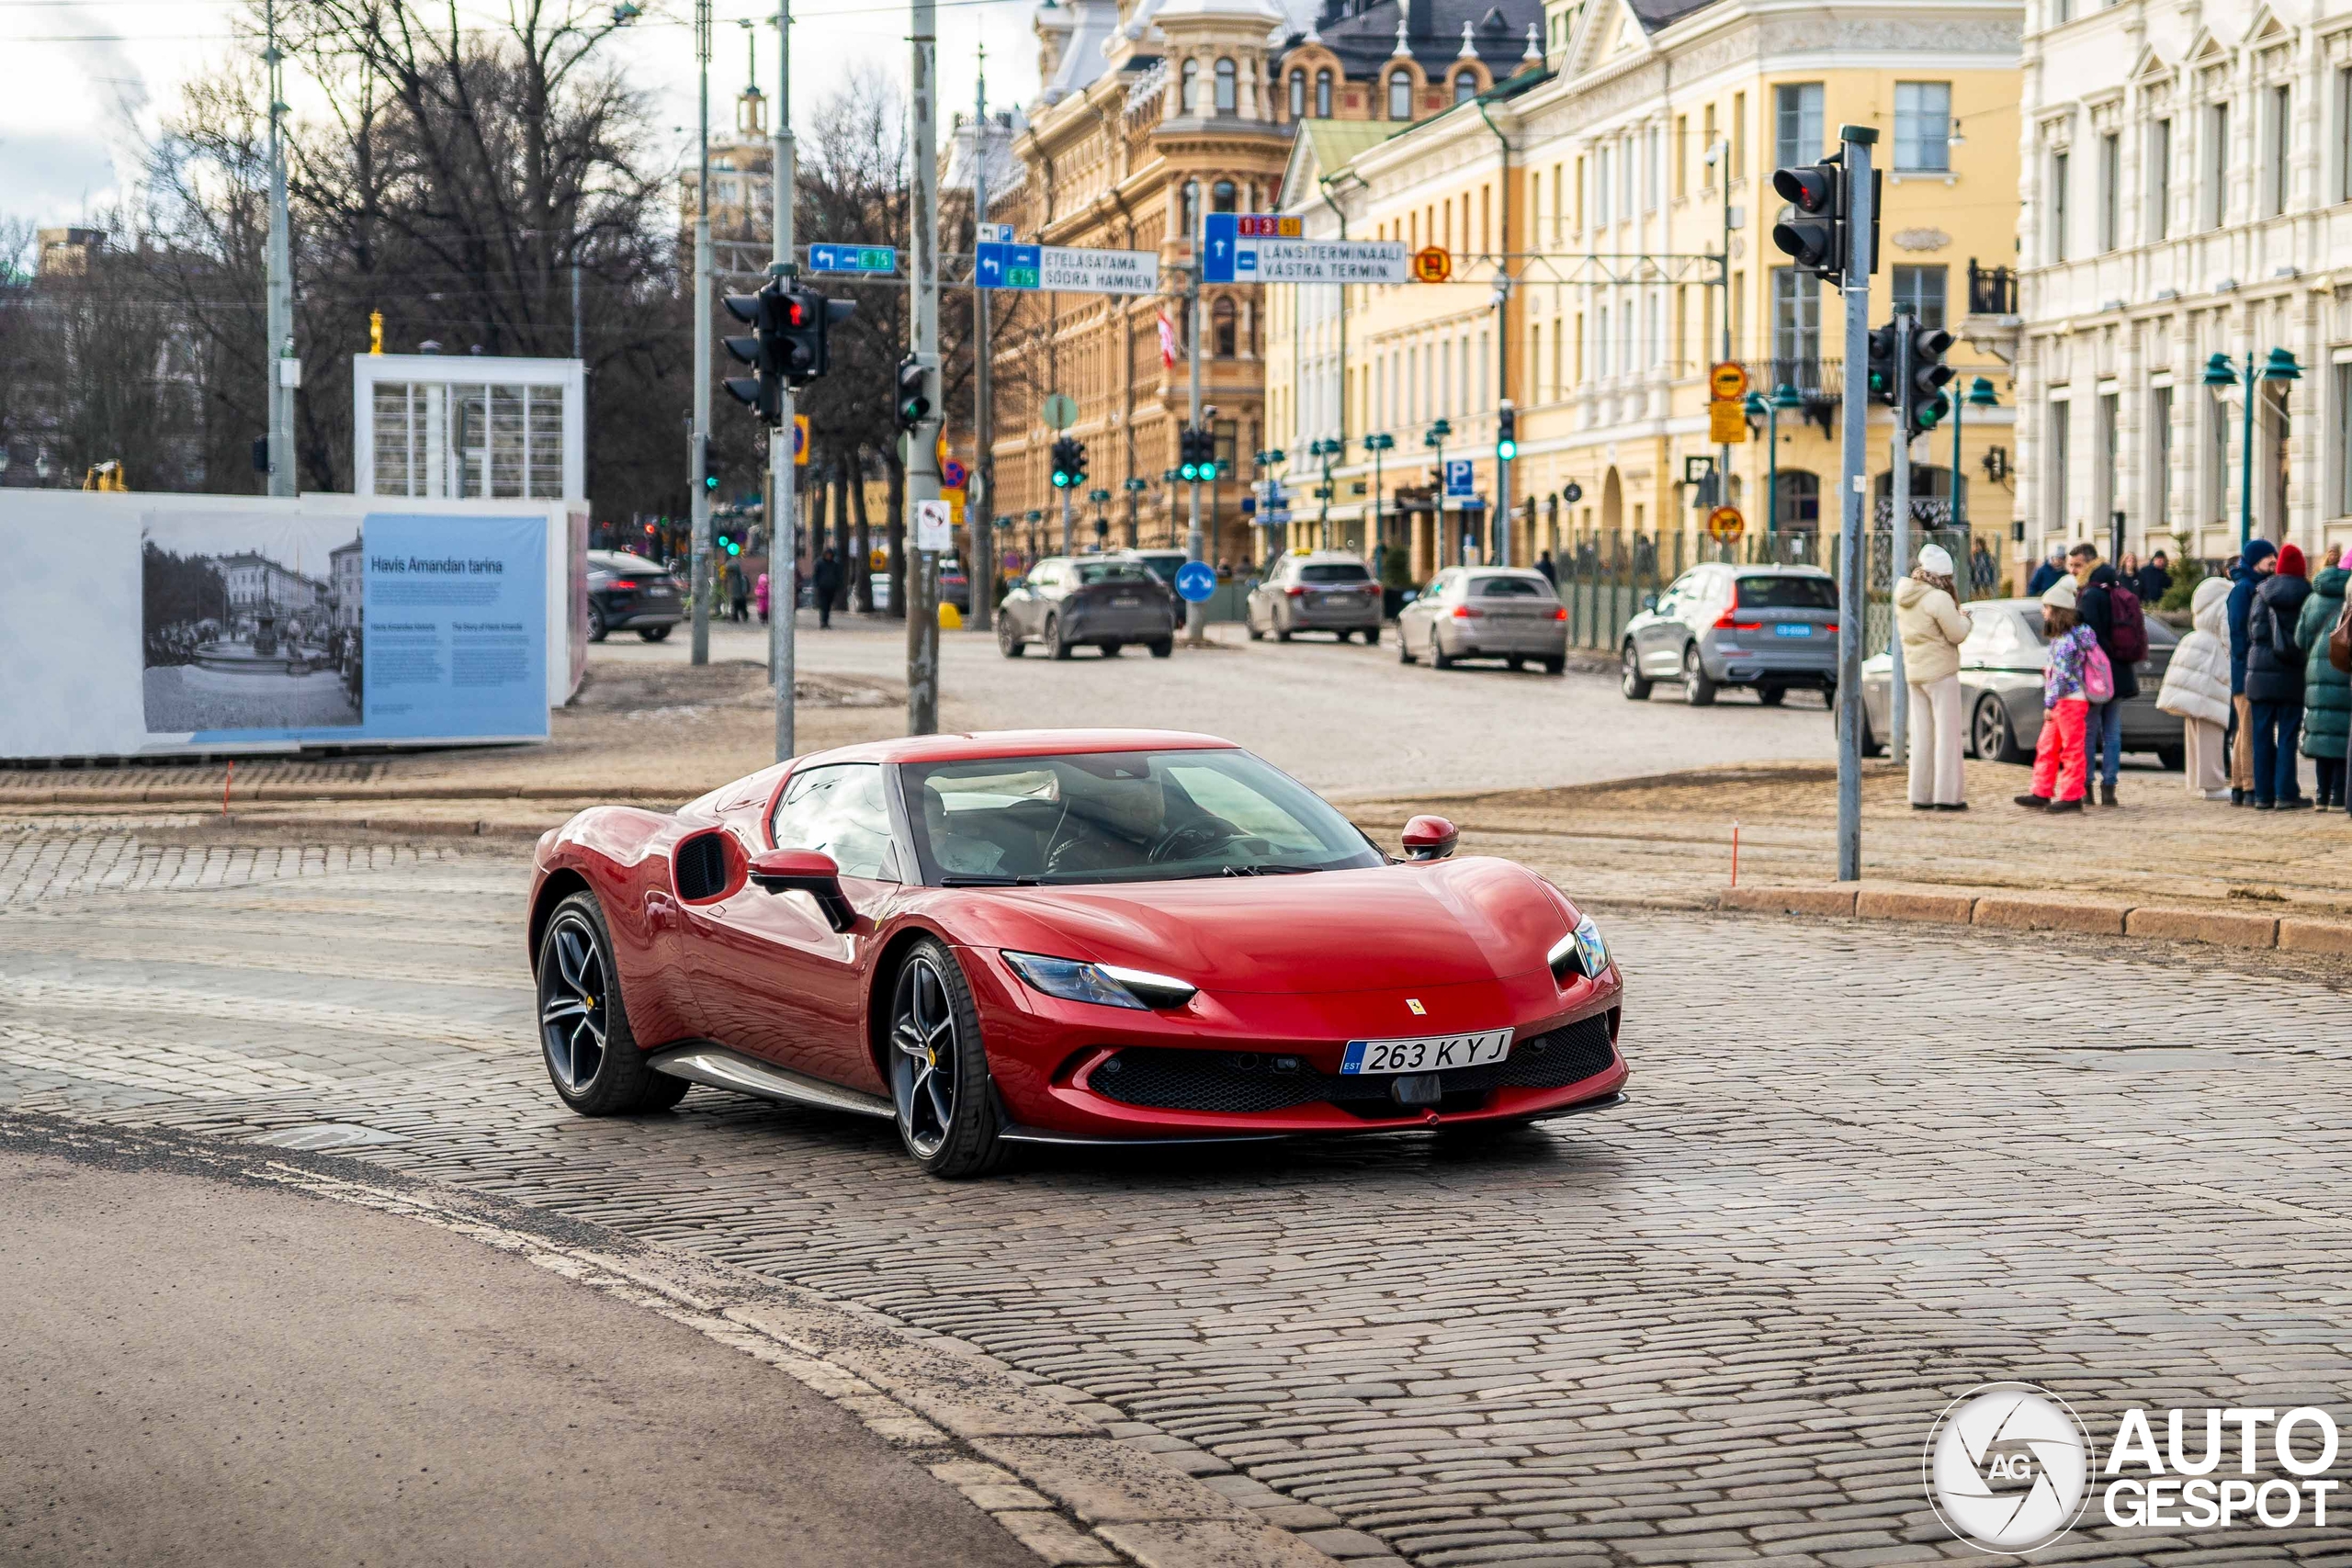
[2245,542,2312,809]
[2018,577,2098,813]
[2073,548,2144,807]
[2295,552,2350,809]
[2226,539,2278,802]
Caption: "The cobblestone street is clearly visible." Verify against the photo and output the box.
[6,839,2352,1565]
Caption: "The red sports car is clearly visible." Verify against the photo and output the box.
[526,729,1626,1177]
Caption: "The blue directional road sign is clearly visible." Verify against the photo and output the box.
[808,243,897,274]
[1442,458,1476,502]
[1199,213,1408,285]
[1174,560,1217,604]
[975,242,1042,291]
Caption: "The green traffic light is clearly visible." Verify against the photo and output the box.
[728,542,741,556]
[1497,439,1518,460]
[705,474,719,491]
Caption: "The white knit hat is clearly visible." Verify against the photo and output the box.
[1917,543,1954,577]
[2040,577,2078,611]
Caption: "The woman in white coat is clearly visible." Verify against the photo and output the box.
[2156,575,2233,798]
[1893,543,1974,809]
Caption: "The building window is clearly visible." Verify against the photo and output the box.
[1596,306,1610,378]
[1454,71,1477,105]
[1181,59,1199,114]
[1732,91,1746,178]
[1894,83,1951,171]
[1213,178,1238,214]
[2152,384,2173,529]
[1388,71,1412,120]
[2264,84,2290,215]
[1595,144,1611,226]
[1213,298,1237,357]
[2051,149,2070,263]
[1289,71,1305,120]
[2336,363,2352,513]
[1645,124,1662,211]
[1771,267,1820,373]
[2204,101,2229,229]
[2098,131,2120,251]
[1215,58,1237,114]
[2050,400,2072,532]
[1316,70,1332,118]
[1774,84,1823,169]
[1776,470,1821,531]
[1892,265,1947,329]
[2053,0,2071,20]
[1674,114,1688,197]
[2149,117,2172,240]
[2336,67,2352,204]
[1182,180,1198,236]
[1702,105,1717,188]
[2099,389,2120,526]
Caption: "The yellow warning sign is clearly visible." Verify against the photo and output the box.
[1709,400,1749,444]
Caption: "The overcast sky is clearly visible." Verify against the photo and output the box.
[0,0,1042,244]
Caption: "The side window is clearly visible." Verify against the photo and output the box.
[771,763,899,881]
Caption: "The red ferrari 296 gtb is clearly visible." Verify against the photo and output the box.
[526,729,1626,1177]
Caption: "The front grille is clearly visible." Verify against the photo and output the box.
[1087,1013,1616,1116]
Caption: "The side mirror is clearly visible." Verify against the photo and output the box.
[749,848,856,931]
[1401,815,1458,862]
[1640,593,1658,612]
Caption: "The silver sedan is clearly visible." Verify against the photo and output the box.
[1395,568,1568,674]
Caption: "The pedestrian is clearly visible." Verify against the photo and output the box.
[812,547,842,631]
[2120,550,2140,586]
[2245,542,2312,809]
[2225,539,2278,804]
[1895,543,1973,811]
[2137,549,2174,605]
[2296,549,2349,809]
[1970,538,1997,595]
[728,560,750,624]
[2027,544,2067,597]
[2073,547,2145,807]
[2018,577,2096,813]
[1535,549,1557,587]
[754,570,771,625]
[2156,577,2233,800]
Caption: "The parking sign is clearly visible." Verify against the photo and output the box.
[1442,458,1476,502]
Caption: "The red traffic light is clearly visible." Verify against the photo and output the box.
[1773,166,1836,213]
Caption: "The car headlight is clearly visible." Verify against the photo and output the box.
[1545,916,1611,984]
[1002,952,1198,1010]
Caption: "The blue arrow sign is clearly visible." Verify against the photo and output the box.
[1201,213,1238,284]
[808,243,897,274]
[1174,560,1216,604]
[976,242,1042,290]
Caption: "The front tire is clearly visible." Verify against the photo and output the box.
[1398,626,1418,664]
[587,603,609,643]
[536,893,687,1116]
[1972,693,2021,762]
[1621,642,1652,700]
[998,615,1024,658]
[1148,637,1173,658]
[638,624,671,642]
[1682,643,1717,706]
[888,939,1006,1179]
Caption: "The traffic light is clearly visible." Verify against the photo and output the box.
[1496,402,1518,462]
[1049,436,1087,490]
[1906,322,1955,440]
[1865,325,1896,404]
[896,355,929,433]
[782,288,854,385]
[1770,161,1844,283]
[721,286,781,425]
[1177,426,1213,481]
[704,471,719,493]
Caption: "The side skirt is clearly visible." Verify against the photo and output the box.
[647,1043,896,1120]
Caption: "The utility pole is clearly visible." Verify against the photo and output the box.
[1185,182,1206,645]
[769,0,798,759]
[264,0,294,499]
[1887,300,1913,765]
[690,0,715,666]
[1834,127,1876,884]
[905,0,943,733]
[970,49,995,632]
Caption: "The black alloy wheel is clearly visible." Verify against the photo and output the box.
[587,602,609,643]
[998,614,1024,658]
[1047,614,1074,660]
[888,940,1005,1179]
[1972,693,2020,762]
[536,892,686,1115]
[1682,643,1717,706]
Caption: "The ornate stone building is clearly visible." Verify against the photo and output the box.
[988,0,1543,560]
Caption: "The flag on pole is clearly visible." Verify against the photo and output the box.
[1157,310,1179,368]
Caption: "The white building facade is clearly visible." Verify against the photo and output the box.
[2017,0,2352,563]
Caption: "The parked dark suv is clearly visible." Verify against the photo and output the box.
[586,550,684,642]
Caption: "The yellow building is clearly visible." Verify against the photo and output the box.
[1269,0,2027,589]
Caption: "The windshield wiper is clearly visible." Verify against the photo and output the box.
[938,873,1045,886]
[1216,863,1326,876]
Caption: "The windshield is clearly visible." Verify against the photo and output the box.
[1073,560,1154,587]
[1736,574,1837,610]
[1132,556,1183,585]
[900,750,1385,886]
[1300,563,1372,583]
[1470,575,1551,598]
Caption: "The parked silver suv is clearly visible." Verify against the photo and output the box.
[1619,563,1838,705]
[1395,567,1568,673]
[1246,551,1382,643]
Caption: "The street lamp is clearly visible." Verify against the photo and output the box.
[1363,433,1395,565]
[1251,448,1287,557]
[2205,348,2302,548]
[1121,476,1147,548]
[1309,436,1345,535]
[1953,376,1997,540]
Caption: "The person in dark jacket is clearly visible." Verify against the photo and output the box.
[2245,542,2312,809]
[1534,550,1557,587]
[2075,558,2141,806]
[2138,550,2174,605]
[2226,539,2278,803]
[2296,560,2351,809]
[811,547,842,631]
[2027,546,2067,596]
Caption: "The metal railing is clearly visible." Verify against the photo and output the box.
[1967,261,2017,316]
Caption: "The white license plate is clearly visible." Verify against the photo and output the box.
[1340,1028,1513,1075]
[1113,596,1139,606]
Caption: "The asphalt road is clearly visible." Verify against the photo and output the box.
[596,613,1836,799]
[7,839,2352,1565]
[0,1137,1037,1568]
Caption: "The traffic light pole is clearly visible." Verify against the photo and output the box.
[263,0,294,499]
[769,0,797,761]
[1834,128,1875,884]
[690,0,714,668]
[969,52,994,633]
[904,0,942,735]
[1887,300,1912,764]
[1185,186,1206,645]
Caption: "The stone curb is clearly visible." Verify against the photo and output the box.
[1720,883,2352,955]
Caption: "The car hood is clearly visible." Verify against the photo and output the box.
[944,857,1573,994]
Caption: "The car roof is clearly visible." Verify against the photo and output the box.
[589,551,666,572]
[1726,564,1833,578]
[792,728,1239,768]
[1290,550,1366,564]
